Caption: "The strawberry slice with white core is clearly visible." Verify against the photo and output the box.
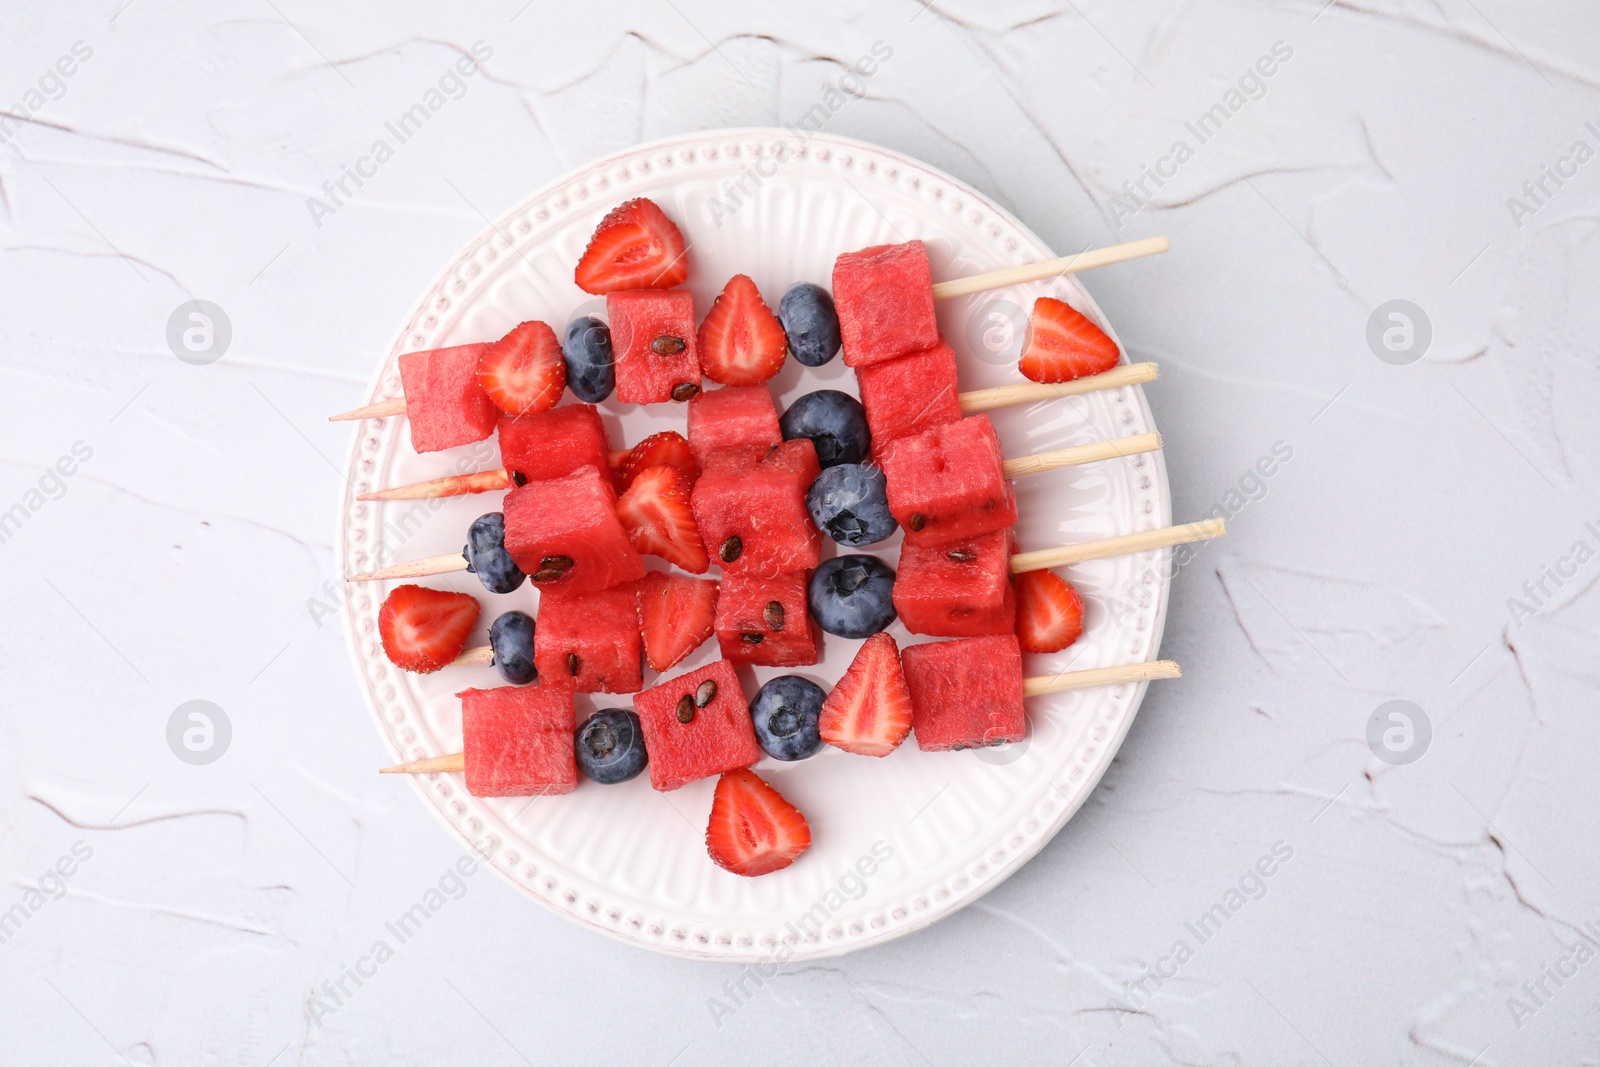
[705,769,812,877]
[378,584,481,673]
[697,274,788,386]
[619,430,700,489]
[1014,569,1085,653]
[635,571,718,671]
[1018,297,1120,384]
[477,320,566,416]
[616,464,710,573]
[818,632,914,756]
[574,198,690,295]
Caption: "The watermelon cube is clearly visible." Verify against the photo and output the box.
[632,660,761,791]
[499,404,608,482]
[893,530,1016,636]
[607,289,700,404]
[398,343,499,453]
[856,339,962,458]
[503,466,644,597]
[687,385,781,468]
[691,440,821,577]
[880,415,1016,547]
[715,570,818,666]
[901,635,1026,752]
[458,682,577,796]
[832,241,940,369]
[534,581,642,693]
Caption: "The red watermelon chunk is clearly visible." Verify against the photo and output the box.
[901,635,1026,752]
[832,241,940,369]
[398,343,499,453]
[607,289,701,404]
[503,466,644,597]
[498,404,609,482]
[715,570,818,666]
[691,440,821,577]
[893,530,1016,636]
[633,660,761,791]
[458,682,577,796]
[880,414,1016,546]
[856,339,962,458]
[687,385,781,468]
[534,581,643,694]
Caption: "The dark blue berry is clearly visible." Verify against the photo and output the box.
[563,316,615,403]
[575,709,648,784]
[807,463,897,546]
[778,283,841,367]
[488,610,537,685]
[779,390,870,468]
[808,555,897,638]
[749,676,826,761]
[463,513,525,593]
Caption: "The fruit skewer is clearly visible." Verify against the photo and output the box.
[379,659,1183,779]
[356,362,1160,502]
[327,237,1167,425]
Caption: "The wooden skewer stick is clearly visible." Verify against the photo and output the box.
[350,551,470,582]
[450,646,495,667]
[1001,432,1159,479]
[359,469,519,502]
[330,237,1169,424]
[1009,518,1225,574]
[380,657,1182,776]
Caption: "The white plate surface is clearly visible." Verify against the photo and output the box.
[337,129,1172,962]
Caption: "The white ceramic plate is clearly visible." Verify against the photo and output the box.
[337,129,1172,962]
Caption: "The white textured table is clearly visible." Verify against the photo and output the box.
[3,3,1596,1064]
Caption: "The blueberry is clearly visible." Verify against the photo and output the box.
[463,512,525,593]
[488,610,537,685]
[750,676,826,761]
[778,282,841,367]
[563,316,615,402]
[808,555,897,638]
[779,390,870,468]
[807,463,897,546]
[575,709,648,784]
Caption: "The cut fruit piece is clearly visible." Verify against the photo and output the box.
[398,343,499,453]
[879,414,1016,547]
[619,430,700,489]
[502,466,644,597]
[690,440,821,577]
[855,339,962,458]
[818,633,914,757]
[607,289,701,404]
[497,404,608,483]
[1019,297,1121,383]
[901,635,1026,752]
[632,660,761,792]
[705,769,812,876]
[533,581,643,694]
[892,529,1016,637]
[636,571,719,672]
[458,682,577,797]
[574,197,690,294]
[697,274,788,385]
[714,570,817,667]
[832,241,940,369]
[477,320,566,417]
[1014,569,1085,653]
[686,385,781,468]
[378,584,480,673]
[617,464,710,574]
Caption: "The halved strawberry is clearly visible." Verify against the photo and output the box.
[574,198,690,295]
[818,632,914,757]
[616,464,709,573]
[1018,297,1121,384]
[620,430,700,489]
[1015,569,1085,653]
[635,571,718,671]
[705,769,812,877]
[696,275,788,386]
[378,584,480,673]
[477,320,566,416]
